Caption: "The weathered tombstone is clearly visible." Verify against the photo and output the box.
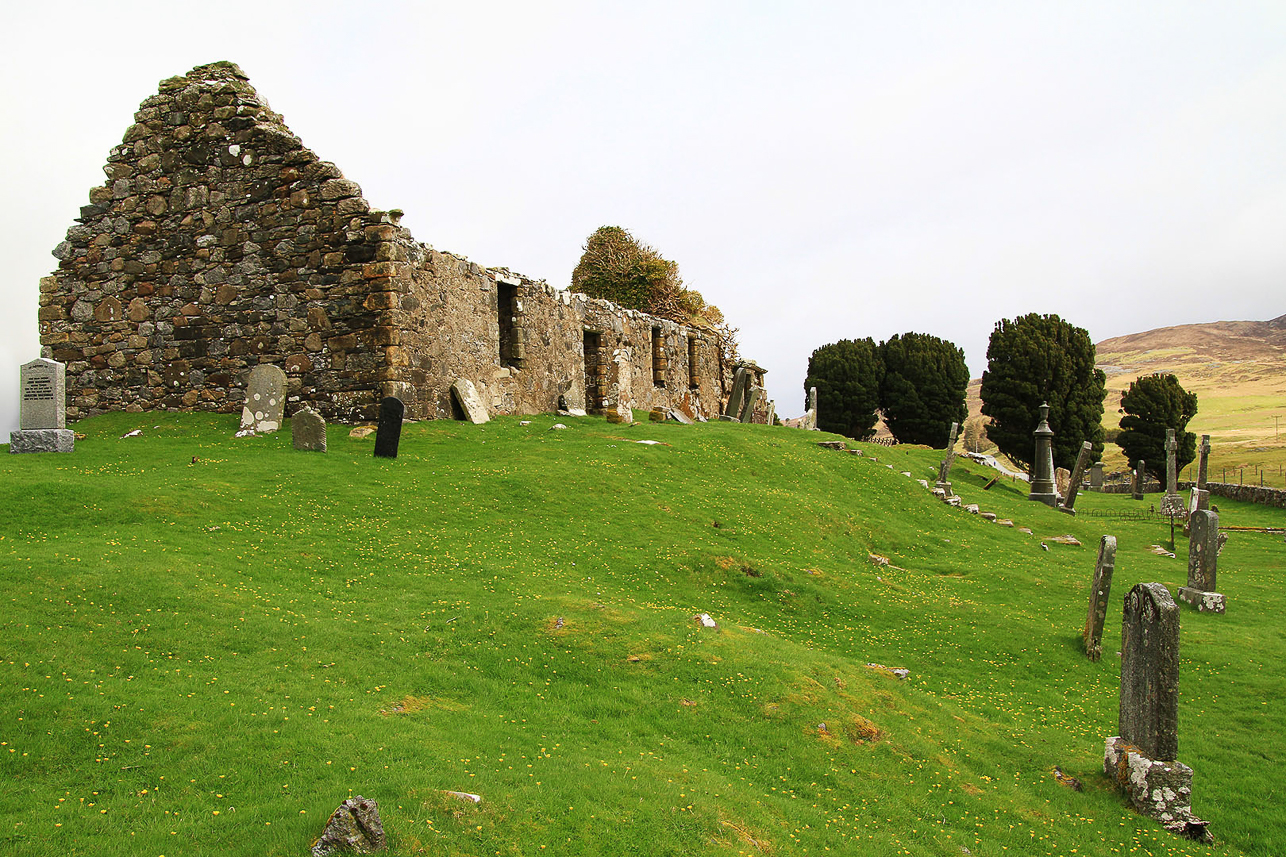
[1105,582,1206,836]
[1082,535,1116,661]
[1191,434,1211,512]
[738,385,761,423]
[798,386,819,431]
[449,378,490,424]
[1131,461,1145,501]
[1054,467,1071,499]
[311,795,385,857]
[764,400,776,426]
[9,358,74,454]
[1060,441,1094,515]
[1178,509,1226,613]
[291,406,327,452]
[1027,403,1058,507]
[936,421,959,497]
[1159,429,1185,516]
[239,364,286,434]
[373,396,404,459]
[721,367,750,421]
[1089,461,1104,492]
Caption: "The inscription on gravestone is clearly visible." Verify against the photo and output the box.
[1083,535,1116,662]
[374,396,405,459]
[1118,582,1180,760]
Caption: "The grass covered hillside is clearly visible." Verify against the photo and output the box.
[1,413,1283,856]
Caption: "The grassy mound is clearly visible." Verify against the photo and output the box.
[1,413,1282,856]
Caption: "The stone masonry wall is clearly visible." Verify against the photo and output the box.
[39,62,730,423]
[1179,481,1286,510]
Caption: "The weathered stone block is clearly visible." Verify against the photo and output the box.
[9,429,75,454]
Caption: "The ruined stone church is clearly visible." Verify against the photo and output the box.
[38,62,762,424]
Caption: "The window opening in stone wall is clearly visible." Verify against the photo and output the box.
[583,330,606,414]
[498,282,521,369]
[651,326,666,388]
[688,336,700,389]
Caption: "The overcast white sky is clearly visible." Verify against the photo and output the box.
[3,1,1284,434]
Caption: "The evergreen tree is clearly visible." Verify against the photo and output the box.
[1116,373,1198,475]
[979,313,1106,471]
[877,332,970,446]
[804,339,884,440]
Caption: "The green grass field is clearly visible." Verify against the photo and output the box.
[1,413,1283,856]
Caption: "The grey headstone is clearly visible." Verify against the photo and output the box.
[1160,429,1185,515]
[1131,462,1144,500]
[19,358,66,430]
[1060,441,1094,514]
[1194,435,1211,511]
[1083,535,1116,661]
[724,368,750,420]
[291,406,327,452]
[9,358,74,454]
[738,386,760,423]
[239,364,286,434]
[1118,582,1180,761]
[373,396,404,459]
[450,378,490,424]
[1178,509,1225,613]
[1089,462,1104,491]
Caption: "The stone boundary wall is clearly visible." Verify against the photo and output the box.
[1179,481,1286,510]
[38,62,732,424]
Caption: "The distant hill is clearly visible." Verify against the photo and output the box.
[964,315,1286,481]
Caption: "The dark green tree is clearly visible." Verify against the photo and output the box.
[877,332,970,446]
[979,313,1106,471]
[804,339,884,440]
[1116,373,1198,476]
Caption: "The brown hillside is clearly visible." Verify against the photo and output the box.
[965,314,1286,483]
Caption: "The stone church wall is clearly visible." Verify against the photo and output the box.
[38,62,730,424]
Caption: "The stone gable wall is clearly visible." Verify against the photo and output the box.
[39,62,731,423]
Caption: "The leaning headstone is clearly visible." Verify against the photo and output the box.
[1060,441,1094,514]
[311,795,386,857]
[9,358,74,454]
[450,378,490,424]
[1027,403,1059,507]
[291,406,327,452]
[1082,535,1116,661]
[1105,583,1206,837]
[738,385,761,424]
[1089,461,1104,492]
[1178,509,1226,613]
[373,397,404,459]
[721,367,750,421]
[1159,429,1185,516]
[935,421,959,497]
[239,364,286,434]
[798,386,819,431]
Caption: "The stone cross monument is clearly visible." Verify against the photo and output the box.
[1104,582,1206,837]
[936,421,959,498]
[1027,403,1059,507]
[1177,509,1226,614]
[1191,434,1211,513]
[1159,428,1185,516]
[9,358,75,454]
[1059,440,1094,515]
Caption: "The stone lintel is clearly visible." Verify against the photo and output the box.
[1177,587,1227,614]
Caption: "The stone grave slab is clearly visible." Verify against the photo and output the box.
[1082,535,1115,662]
[10,358,75,454]
[450,378,490,424]
[373,396,404,459]
[239,364,286,434]
[292,406,327,452]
